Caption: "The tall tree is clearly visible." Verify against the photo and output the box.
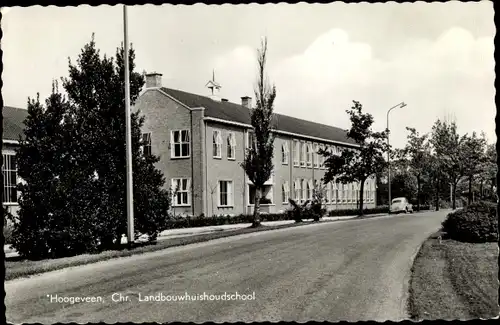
[430,119,463,209]
[477,142,497,201]
[320,101,389,216]
[240,38,276,228]
[459,132,487,205]
[12,35,171,259]
[396,127,432,211]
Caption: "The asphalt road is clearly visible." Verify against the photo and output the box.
[6,210,449,324]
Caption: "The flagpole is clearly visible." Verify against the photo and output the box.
[123,5,134,247]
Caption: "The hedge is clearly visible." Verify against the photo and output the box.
[441,201,498,243]
[328,204,431,217]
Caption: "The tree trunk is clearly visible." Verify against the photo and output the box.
[435,177,440,211]
[359,180,365,216]
[467,176,472,206]
[252,187,262,228]
[417,175,421,212]
[452,182,457,210]
[479,180,483,200]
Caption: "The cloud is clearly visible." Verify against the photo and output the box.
[212,26,495,148]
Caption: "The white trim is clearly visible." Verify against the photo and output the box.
[203,116,360,148]
[3,139,20,145]
[281,142,289,165]
[190,107,205,111]
[212,129,222,159]
[217,180,233,207]
[170,129,191,159]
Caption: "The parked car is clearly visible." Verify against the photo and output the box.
[390,197,413,214]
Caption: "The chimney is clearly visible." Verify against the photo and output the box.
[241,96,252,108]
[145,72,163,88]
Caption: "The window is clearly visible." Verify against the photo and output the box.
[342,184,347,203]
[282,181,290,203]
[313,143,319,168]
[302,179,307,202]
[293,140,300,166]
[300,142,306,166]
[227,132,236,160]
[218,180,233,207]
[294,179,301,201]
[306,143,312,167]
[326,182,331,203]
[171,178,191,206]
[338,181,343,203]
[171,130,190,158]
[331,182,337,204]
[142,133,152,157]
[213,130,222,158]
[355,183,360,203]
[247,131,255,149]
[319,144,325,169]
[281,142,289,165]
[2,154,17,204]
[307,179,313,200]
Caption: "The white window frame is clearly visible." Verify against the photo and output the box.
[171,178,191,206]
[293,140,300,166]
[294,179,301,201]
[302,179,308,202]
[218,180,233,207]
[319,144,325,169]
[170,130,190,159]
[227,132,236,160]
[142,132,152,157]
[306,143,313,167]
[213,130,222,158]
[331,181,337,204]
[343,183,348,203]
[282,142,289,165]
[300,141,306,167]
[247,130,255,149]
[282,181,290,204]
[307,179,314,200]
[338,181,343,203]
[2,153,18,204]
[313,143,319,168]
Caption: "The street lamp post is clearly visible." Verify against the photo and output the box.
[123,5,134,247]
[386,102,407,207]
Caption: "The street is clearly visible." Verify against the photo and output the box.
[6,210,449,323]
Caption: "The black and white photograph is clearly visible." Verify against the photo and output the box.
[2,1,497,324]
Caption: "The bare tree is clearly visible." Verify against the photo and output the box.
[240,37,276,228]
[208,181,218,217]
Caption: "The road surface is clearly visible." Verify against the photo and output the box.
[6,210,449,323]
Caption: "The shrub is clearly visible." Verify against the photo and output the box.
[441,201,498,243]
[328,205,389,217]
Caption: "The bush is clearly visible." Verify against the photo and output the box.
[441,201,498,243]
[328,205,389,217]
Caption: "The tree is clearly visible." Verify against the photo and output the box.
[240,37,276,228]
[396,127,432,211]
[430,119,463,209]
[459,132,487,205]
[12,35,171,259]
[320,101,389,216]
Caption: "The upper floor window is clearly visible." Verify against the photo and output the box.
[227,132,236,160]
[306,143,313,167]
[281,142,289,165]
[171,130,190,158]
[142,133,152,157]
[171,178,191,206]
[300,142,306,166]
[319,144,325,169]
[293,140,300,166]
[2,154,17,204]
[247,130,256,150]
[313,143,319,168]
[213,130,222,158]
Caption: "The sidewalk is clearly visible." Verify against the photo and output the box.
[3,215,364,257]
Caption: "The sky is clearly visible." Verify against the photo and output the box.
[1,2,496,149]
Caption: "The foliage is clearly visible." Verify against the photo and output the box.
[441,201,498,243]
[240,37,276,228]
[395,127,432,210]
[430,120,464,209]
[287,198,311,223]
[390,170,418,203]
[11,35,171,260]
[459,132,487,205]
[320,100,388,215]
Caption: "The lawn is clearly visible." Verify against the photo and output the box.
[409,231,499,320]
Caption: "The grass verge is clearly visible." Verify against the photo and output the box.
[6,217,353,281]
[408,231,499,320]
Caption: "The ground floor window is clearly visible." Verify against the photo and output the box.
[171,178,191,206]
[248,184,273,205]
[282,181,290,204]
[218,180,233,207]
[2,154,17,204]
